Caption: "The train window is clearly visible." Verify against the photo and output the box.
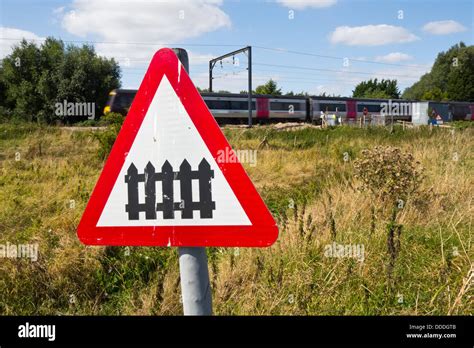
[230,101,256,110]
[452,105,469,116]
[116,93,135,109]
[230,101,243,109]
[450,104,469,120]
[370,104,381,112]
[271,102,302,111]
[205,100,230,110]
[357,104,381,113]
[319,103,346,112]
[270,102,281,110]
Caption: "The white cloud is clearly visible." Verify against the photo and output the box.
[329,25,419,46]
[375,52,413,63]
[0,27,45,59]
[422,20,467,35]
[60,0,231,66]
[276,0,337,9]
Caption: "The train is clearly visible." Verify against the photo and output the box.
[103,89,474,124]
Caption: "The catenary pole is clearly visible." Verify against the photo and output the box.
[248,46,252,128]
[208,46,253,127]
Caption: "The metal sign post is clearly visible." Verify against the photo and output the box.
[173,48,213,316]
[178,247,212,315]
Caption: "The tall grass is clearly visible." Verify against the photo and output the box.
[0,123,472,315]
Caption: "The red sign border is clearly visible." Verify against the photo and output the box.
[77,48,278,247]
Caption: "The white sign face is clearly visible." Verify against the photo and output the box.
[97,76,251,227]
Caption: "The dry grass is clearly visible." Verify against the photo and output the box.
[0,123,472,315]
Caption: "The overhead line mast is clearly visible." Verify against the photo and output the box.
[209,46,252,127]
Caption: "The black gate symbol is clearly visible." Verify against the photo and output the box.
[124,158,216,220]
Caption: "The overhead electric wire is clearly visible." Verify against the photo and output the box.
[253,62,421,79]
[210,68,251,79]
[0,36,426,89]
[198,76,363,86]
[251,67,419,80]
[0,37,430,69]
[253,45,430,69]
[211,69,368,84]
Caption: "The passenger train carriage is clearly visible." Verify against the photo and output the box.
[104,89,474,124]
[201,93,307,121]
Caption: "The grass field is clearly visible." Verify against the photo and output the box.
[0,122,472,315]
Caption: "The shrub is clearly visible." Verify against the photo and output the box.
[354,146,424,283]
[353,146,423,205]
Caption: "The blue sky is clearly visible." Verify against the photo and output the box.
[1,0,472,96]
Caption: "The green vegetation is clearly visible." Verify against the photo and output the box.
[354,146,423,204]
[402,42,474,101]
[354,147,424,283]
[89,113,125,159]
[352,79,401,99]
[0,38,120,123]
[255,79,282,95]
[0,122,472,315]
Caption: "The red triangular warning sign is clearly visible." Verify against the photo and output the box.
[77,48,278,247]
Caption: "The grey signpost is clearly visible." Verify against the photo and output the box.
[172,48,213,316]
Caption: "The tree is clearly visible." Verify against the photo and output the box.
[402,42,474,101]
[0,66,6,106]
[446,44,474,101]
[318,92,342,97]
[285,90,311,97]
[55,44,120,121]
[352,78,400,99]
[255,79,282,95]
[197,86,230,93]
[0,65,10,119]
[420,87,448,101]
[1,37,120,123]
[1,40,43,121]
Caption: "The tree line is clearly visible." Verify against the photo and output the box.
[0,38,120,123]
[346,42,473,101]
[402,42,473,101]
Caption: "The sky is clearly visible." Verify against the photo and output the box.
[0,0,472,96]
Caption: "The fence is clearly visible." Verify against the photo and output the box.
[125,158,216,220]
